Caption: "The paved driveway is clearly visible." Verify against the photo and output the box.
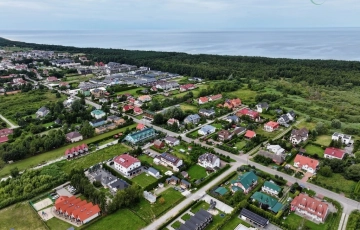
[301,172,313,183]
[202,195,234,214]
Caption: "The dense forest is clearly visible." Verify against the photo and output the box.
[1,37,360,87]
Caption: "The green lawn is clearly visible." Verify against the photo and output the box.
[206,211,227,230]
[228,88,257,104]
[132,173,158,188]
[282,212,330,230]
[188,129,200,139]
[314,135,332,146]
[180,103,198,112]
[96,138,116,147]
[187,165,207,180]
[42,122,54,128]
[255,126,280,139]
[314,173,356,196]
[235,140,247,149]
[220,216,251,230]
[0,124,136,177]
[181,213,192,221]
[171,221,182,229]
[86,209,147,230]
[60,144,130,173]
[138,155,169,174]
[0,202,46,230]
[131,188,184,223]
[65,74,94,82]
[190,201,210,214]
[211,123,223,129]
[46,218,77,230]
[297,120,317,131]
[304,144,324,157]
[117,87,145,97]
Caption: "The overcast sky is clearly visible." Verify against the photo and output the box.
[0,0,359,30]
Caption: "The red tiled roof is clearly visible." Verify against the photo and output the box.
[136,123,145,130]
[114,154,140,168]
[199,97,208,103]
[55,196,68,205]
[0,136,9,143]
[134,107,143,113]
[237,108,259,118]
[77,205,101,221]
[210,94,222,100]
[265,121,279,128]
[245,130,256,138]
[0,128,13,137]
[291,193,328,220]
[324,147,345,159]
[47,76,58,81]
[123,105,134,111]
[294,155,319,169]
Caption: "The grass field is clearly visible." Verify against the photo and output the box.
[132,173,158,188]
[117,87,145,97]
[220,216,251,230]
[190,201,210,214]
[86,209,147,230]
[304,144,324,157]
[283,212,329,230]
[235,141,247,149]
[187,165,207,180]
[0,90,66,120]
[255,126,280,139]
[0,124,136,177]
[180,103,198,112]
[171,221,182,229]
[314,173,356,196]
[45,218,77,230]
[181,213,192,221]
[0,202,46,230]
[314,135,332,146]
[131,188,184,223]
[228,88,257,104]
[297,120,317,130]
[60,144,130,173]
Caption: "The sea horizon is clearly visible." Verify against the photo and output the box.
[1,28,360,61]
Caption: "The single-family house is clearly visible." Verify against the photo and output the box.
[290,128,309,145]
[133,107,143,115]
[89,119,106,128]
[124,128,156,145]
[184,114,201,124]
[223,98,241,109]
[114,154,141,176]
[257,150,285,164]
[277,111,296,127]
[236,108,260,121]
[143,191,157,204]
[136,123,146,130]
[179,84,196,92]
[255,102,269,113]
[153,140,165,149]
[251,192,283,213]
[167,118,180,126]
[324,147,346,160]
[266,145,285,155]
[155,81,179,90]
[231,171,258,194]
[181,171,189,178]
[332,132,352,145]
[209,94,222,101]
[293,155,319,174]
[66,131,83,143]
[198,97,209,104]
[147,167,160,178]
[91,109,106,119]
[0,128,13,137]
[95,126,107,134]
[166,175,180,185]
[198,125,216,136]
[36,106,50,117]
[262,181,282,196]
[138,95,152,102]
[225,115,239,123]
[244,130,256,139]
[264,121,279,132]
[164,136,180,146]
[122,105,134,113]
[198,153,220,168]
[218,130,231,141]
[156,153,183,168]
[47,76,58,82]
[291,193,329,223]
[199,108,216,117]
[180,179,191,189]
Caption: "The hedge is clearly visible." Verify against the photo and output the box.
[102,163,133,185]
[195,164,231,189]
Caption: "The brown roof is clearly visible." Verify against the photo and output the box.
[291,193,328,220]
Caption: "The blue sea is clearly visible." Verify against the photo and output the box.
[1,28,360,61]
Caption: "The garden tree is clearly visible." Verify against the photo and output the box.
[331,119,341,129]
[159,197,165,204]
[55,92,61,98]
[153,113,164,125]
[80,122,94,138]
[345,164,360,181]
[10,167,19,178]
[278,190,283,198]
[329,139,342,148]
[321,158,346,173]
[228,190,246,206]
[71,99,83,113]
[315,122,328,135]
[318,166,332,177]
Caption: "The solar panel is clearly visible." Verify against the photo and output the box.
[240,208,268,226]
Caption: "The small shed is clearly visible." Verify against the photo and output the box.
[153,140,165,149]
[181,171,189,178]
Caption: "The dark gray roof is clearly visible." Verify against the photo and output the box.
[258,150,285,164]
[181,179,191,185]
[90,118,105,124]
[148,167,159,175]
[160,153,180,164]
[108,179,129,190]
[240,208,269,227]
